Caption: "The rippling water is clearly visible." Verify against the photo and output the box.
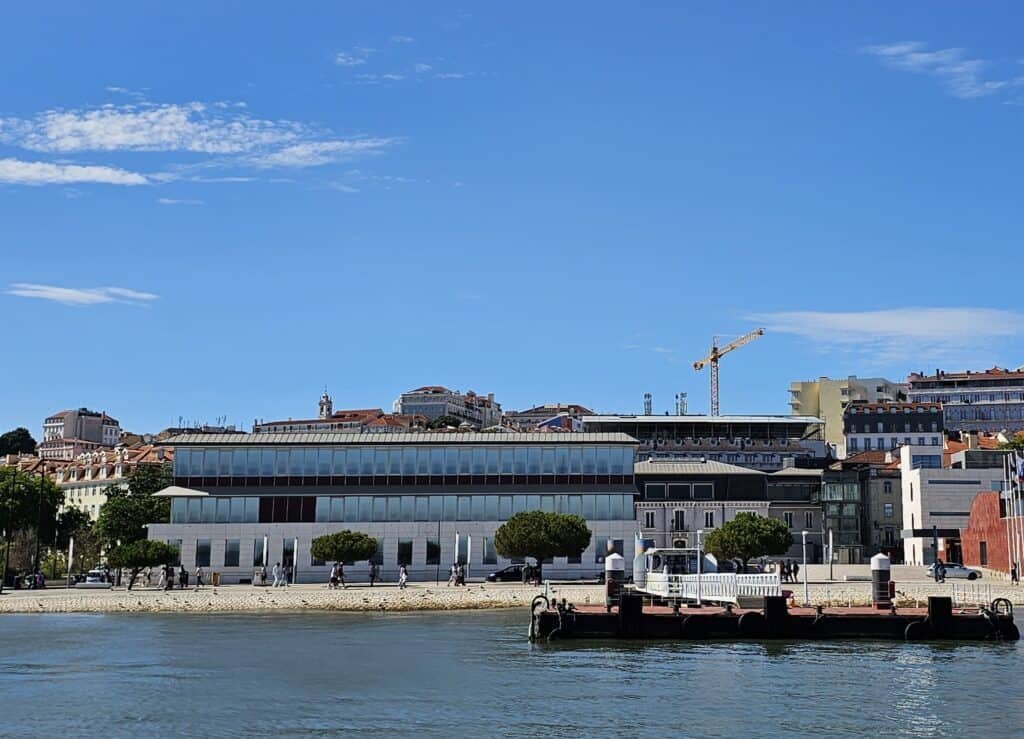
[0,611,1020,737]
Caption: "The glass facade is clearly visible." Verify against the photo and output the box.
[174,444,635,479]
[172,496,259,524]
[309,493,634,522]
[224,539,240,567]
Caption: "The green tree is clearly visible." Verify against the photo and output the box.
[428,415,463,430]
[310,530,379,565]
[92,463,172,547]
[0,467,63,571]
[0,428,37,456]
[703,512,793,571]
[106,540,180,590]
[56,508,101,574]
[494,511,591,581]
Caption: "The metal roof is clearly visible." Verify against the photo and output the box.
[584,415,824,425]
[165,432,638,446]
[633,459,765,476]
[153,485,208,498]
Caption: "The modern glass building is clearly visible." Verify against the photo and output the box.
[148,432,639,583]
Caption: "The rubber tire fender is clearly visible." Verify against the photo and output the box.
[738,611,766,638]
[680,614,708,639]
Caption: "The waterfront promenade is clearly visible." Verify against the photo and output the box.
[1,576,1021,614]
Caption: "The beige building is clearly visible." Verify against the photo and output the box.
[55,444,173,520]
[789,377,904,458]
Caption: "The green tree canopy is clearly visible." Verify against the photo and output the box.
[0,428,37,456]
[702,512,793,570]
[0,467,63,540]
[92,463,171,547]
[106,539,179,590]
[428,415,463,430]
[494,511,591,579]
[310,530,378,564]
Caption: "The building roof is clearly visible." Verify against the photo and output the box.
[511,404,594,416]
[633,459,765,476]
[845,402,941,413]
[166,432,638,446]
[770,466,824,477]
[584,414,823,425]
[841,450,891,466]
[909,366,1024,382]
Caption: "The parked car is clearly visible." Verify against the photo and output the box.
[486,565,524,583]
[74,569,113,589]
[925,563,981,580]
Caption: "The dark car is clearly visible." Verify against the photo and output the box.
[486,565,524,583]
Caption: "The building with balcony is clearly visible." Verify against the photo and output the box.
[147,432,638,583]
[393,387,502,429]
[582,415,827,471]
[633,459,822,561]
[789,377,904,457]
[254,392,426,434]
[844,402,943,455]
[55,444,173,520]
[826,450,903,560]
[907,367,1024,432]
[40,408,121,460]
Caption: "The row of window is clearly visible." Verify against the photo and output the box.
[173,445,636,478]
[172,536,626,569]
[168,493,637,525]
[848,436,940,451]
[822,483,860,502]
[847,423,939,434]
[643,483,714,501]
[642,509,815,531]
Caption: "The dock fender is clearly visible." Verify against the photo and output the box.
[904,620,931,641]
[680,614,708,639]
[738,611,766,638]
[1000,622,1020,641]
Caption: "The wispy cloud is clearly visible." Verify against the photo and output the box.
[6,283,158,306]
[749,307,1024,365]
[334,45,376,67]
[0,158,148,185]
[250,138,395,168]
[624,344,678,362]
[354,73,406,85]
[861,41,1022,99]
[0,98,396,187]
[389,35,414,44]
[156,197,203,206]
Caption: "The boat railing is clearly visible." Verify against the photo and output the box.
[639,572,782,604]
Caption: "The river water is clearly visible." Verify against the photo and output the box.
[1,610,1020,737]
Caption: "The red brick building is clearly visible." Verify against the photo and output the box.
[960,491,1023,573]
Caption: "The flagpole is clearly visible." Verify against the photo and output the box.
[1015,453,1024,577]
[1005,453,1014,575]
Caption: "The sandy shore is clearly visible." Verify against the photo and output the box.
[1,580,1020,614]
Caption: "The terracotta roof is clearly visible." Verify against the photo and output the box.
[841,450,890,466]
[409,386,450,393]
[909,366,1024,381]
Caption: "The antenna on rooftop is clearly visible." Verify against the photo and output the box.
[643,393,652,415]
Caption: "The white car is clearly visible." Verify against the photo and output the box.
[925,563,981,580]
[74,569,113,589]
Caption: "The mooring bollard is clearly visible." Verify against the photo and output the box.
[871,552,892,610]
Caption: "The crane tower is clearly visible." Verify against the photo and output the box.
[693,328,764,416]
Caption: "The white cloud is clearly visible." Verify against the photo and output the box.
[862,41,1020,99]
[0,102,307,154]
[156,197,204,205]
[6,283,158,306]
[414,63,433,74]
[434,72,470,80]
[389,35,414,44]
[334,52,367,67]
[749,307,1024,365]
[354,73,406,85]
[0,158,148,185]
[251,138,395,168]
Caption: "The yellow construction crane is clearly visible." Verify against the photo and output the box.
[693,328,765,416]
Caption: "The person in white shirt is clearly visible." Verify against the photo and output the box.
[272,562,283,587]
[398,564,408,590]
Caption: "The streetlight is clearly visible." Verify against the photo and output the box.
[32,463,46,575]
[695,529,704,607]
[1,468,15,595]
[800,530,809,607]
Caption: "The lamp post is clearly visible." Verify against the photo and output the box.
[801,530,809,607]
[695,529,704,607]
[828,528,834,581]
[33,464,46,574]
[1,468,14,595]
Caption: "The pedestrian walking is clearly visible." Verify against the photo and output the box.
[272,562,283,587]
[285,564,293,586]
[180,566,189,589]
[398,564,408,589]
[792,561,800,582]
[369,562,379,587]
[447,562,458,587]
[338,563,346,589]
[260,565,267,586]
[195,566,205,589]
[329,563,339,589]
[157,565,167,590]
[164,565,175,591]
[1011,561,1019,585]
[457,563,466,586]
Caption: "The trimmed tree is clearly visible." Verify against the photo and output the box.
[702,512,792,572]
[0,427,37,456]
[106,540,180,590]
[311,530,378,566]
[494,511,591,582]
[427,415,463,430]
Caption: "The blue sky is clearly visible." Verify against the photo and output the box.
[2,2,1024,434]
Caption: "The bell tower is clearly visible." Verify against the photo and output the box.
[318,388,333,419]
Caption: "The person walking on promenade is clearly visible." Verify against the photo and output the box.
[272,562,282,587]
[338,563,346,589]
[259,565,267,586]
[180,566,190,589]
[779,561,789,584]
[398,564,408,589]
[1011,562,1019,585]
[448,562,458,587]
[164,565,175,591]
[369,562,379,587]
[195,566,205,590]
[157,565,166,590]
[329,563,339,590]
[792,561,800,583]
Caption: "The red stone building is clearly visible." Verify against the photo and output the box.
[960,491,1023,573]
